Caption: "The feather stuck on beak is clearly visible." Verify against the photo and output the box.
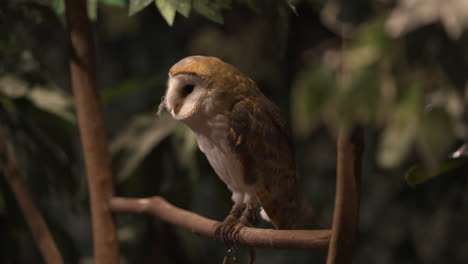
[157,96,166,116]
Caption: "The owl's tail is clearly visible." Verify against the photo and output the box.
[260,198,316,230]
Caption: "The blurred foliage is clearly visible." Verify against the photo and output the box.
[1,0,468,263]
[51,0,295,25]
[0,2,82,263]
[406,157,468,187]
[292,1,468,174]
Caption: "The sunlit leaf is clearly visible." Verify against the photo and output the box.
[52,0,65,16]
[100,0,126,7]
[155,0,177,26]
[386,0,468,39]
[111,113,178,181]
[451,144,467,158]
[175,0,191,18]
[193,0,231,24]
[87,0,98,21]
[287,0,298,16]
[0,75,29,98]
[337,77,381,127]
[378,85,422,168]
[346,46,379,69]
[417,106,455,168]
[86,0,127,20]
[118,226,137,243]
[128,0,154,16]
[405,158,468,187]
[0,75,74,122]
[291,65,335,136]
[27,87,76,123]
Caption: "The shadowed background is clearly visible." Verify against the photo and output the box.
[1,0,468,263]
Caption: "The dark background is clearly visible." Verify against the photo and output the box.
[1,0,468,263]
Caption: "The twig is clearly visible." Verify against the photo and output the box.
[64,0,120,263]
[326,128,363,264]
[0,131,64,264]
[109,196,331,250]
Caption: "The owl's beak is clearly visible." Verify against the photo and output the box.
[172,103,182,115]
[158,94,182,119]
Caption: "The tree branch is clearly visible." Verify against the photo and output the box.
[326,128,363,264]
[109,196,331,250]
[64,0,119,263]
[0,131,64,264]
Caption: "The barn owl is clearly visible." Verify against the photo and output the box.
[159,56,313,240]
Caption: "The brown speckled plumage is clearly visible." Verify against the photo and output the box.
[163,56,313,231]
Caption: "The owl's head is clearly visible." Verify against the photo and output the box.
[159,56,256,120]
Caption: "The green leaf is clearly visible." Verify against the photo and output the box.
[378,85,422,168]
[417,106,455,168]
[128,0,154,16]
[27,87,76,123]
[100,0,126,7]
[0,95,15,113]
[155,0,177,26]
[175,0,191,18]
[286,0,298,16]
[193,0,231,24]
[0,75,29,98]
[405,158,468,187]
[291,65,335,136]
[86,0,128,20]
[87,0,98,21]
[52,0,65,16]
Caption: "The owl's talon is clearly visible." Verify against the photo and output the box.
[231,224,245,243]
[215,222,235,246]
[215,222,245,246]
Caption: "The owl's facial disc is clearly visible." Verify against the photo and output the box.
[164,74,206,120]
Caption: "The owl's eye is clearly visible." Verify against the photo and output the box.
[181,84,195,97]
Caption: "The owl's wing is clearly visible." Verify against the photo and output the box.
[228,95,303,230]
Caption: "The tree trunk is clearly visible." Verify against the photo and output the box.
[326,128,363,264]
[64,1,120,263]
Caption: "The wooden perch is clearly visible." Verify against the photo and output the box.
[0,131,64,264]
[108,129,363,259]
[109,196,331,250]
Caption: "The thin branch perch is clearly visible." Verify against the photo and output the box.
[0,131,64,264]
[110,196,331,250]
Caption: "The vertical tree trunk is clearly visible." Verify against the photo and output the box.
[0,131,64,264]
[64,1,120,263]
[326,128,363,264]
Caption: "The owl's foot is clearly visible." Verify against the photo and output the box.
[230,203,259,242]
[216,203,259,264]
[239,203,259,227]
[215,222,241,247]
[215,203,246,245]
